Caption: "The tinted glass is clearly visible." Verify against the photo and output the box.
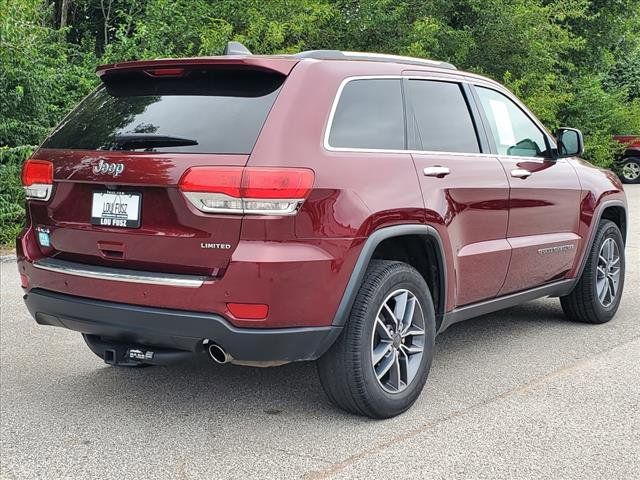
[42,70,284,154]
[477,87,548,157]
[407,80,480,153]
[328,79,404,150]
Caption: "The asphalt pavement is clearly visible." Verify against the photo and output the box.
[1,185,638,480]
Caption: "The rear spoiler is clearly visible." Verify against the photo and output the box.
[97,55,299,78]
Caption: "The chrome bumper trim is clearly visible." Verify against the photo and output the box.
[33,258,206,288]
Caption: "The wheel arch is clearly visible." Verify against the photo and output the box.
[574,199,627,281]
[332,225,447,330]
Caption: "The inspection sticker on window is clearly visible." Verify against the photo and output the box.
[489,99,516,147]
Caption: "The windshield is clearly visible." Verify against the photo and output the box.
[41,69,284,154]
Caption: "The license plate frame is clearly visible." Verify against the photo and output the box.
[91,191,142,228]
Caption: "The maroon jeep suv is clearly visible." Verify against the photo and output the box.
[17,45,627,418]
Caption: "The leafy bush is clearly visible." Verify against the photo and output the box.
[0,146,35,246]
[1,0,639,247]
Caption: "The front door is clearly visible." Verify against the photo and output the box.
[474,86,582,294]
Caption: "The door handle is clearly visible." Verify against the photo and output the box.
[511,168,532,179]
[423,166,450,177]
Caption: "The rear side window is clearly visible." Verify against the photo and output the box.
[328,79,404,150]
[407,80,480,153]
[42,69,284,154]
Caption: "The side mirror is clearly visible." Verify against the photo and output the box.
[555,128,584,158]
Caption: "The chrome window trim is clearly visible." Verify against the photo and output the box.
[323,74,557,160]
[323,75,406,153]
[33,258,206,288]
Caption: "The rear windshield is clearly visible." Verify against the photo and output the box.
[42,69,285,154]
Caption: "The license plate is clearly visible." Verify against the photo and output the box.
[91,191,141,228]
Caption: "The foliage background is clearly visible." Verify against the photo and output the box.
[1,0,639,244]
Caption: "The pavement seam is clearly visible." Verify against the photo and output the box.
[303,334,640,480]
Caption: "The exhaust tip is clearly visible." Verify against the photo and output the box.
[208,343,230,364]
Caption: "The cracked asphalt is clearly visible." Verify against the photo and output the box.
[1,185,639,480]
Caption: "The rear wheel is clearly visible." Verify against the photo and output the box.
[561,220,625,324]
[620,157,640,184]
[317,260,435,418]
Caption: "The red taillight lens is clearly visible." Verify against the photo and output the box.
[21,159,53,186]
[241,168,314,199]
[227,303,269,320]
[179,167,243,197]
[178,166,314,215]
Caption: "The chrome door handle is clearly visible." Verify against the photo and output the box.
[511,168,532,179]
[423,166,450,177]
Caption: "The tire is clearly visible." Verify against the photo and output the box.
[561,220,625,324]
[317,260,436,418]
[620,157,640,184]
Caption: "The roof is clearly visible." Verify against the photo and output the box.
[96,42,458,77]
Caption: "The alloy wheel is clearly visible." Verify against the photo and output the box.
[596,237,621,308]
[371,289,425,393]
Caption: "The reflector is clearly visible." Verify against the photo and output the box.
[227,303,269,320]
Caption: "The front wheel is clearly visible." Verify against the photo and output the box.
[317,260,435,418]
[561,220,625,324]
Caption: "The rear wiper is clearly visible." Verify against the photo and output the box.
[105,133,199,150]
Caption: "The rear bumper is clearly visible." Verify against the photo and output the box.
[24,288,342,363]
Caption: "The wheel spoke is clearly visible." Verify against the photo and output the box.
[401,296,417,334]
[607,276,617,299]
[598,279,608,303]
[375,317,393,340]
[375,351,395,380]
[399,349,410,383]
[604,278,613,304]
[607,239,615,262]
[393,291,408,327]
[372,341,392,365]
[400,344,423,355]
[402,326,425,338]
[383,303,399,330]
[596,265,607,278]
[387,351,403,390]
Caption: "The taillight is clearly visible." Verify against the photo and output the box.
[179,166,314,215]
[21,159,53,201]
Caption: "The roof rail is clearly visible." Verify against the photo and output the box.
[294,50,456,70]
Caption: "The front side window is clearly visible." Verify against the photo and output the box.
[476,87,549,157]
[328,79,404,150]
[407,80,480,153]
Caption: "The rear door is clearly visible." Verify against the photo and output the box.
[472,85,582,294]
[30,67,286,275]
[405,76,511,307]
